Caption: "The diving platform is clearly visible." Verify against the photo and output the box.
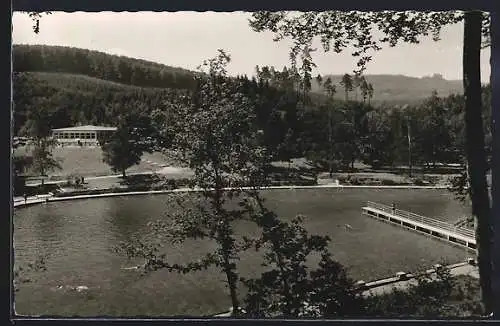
[362,201,476,250]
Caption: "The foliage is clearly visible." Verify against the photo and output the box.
[12,71,189,135]
[101,113,149,178]
[18,100,62,181]
[12,155,33,175]
[340,74,353,101]
[449,165,470,203]
[241,204,363,318]
[361,108,396,168]
[29,139,62,179]
[364,266,457,317]
[114,51,366,319]
[14,44,197,90]
[248,11,493,313]
[415,91,455,166]
[249,11,489,75]
[25,11,52,34]
[116,50,272,315]
[13,46,489,175]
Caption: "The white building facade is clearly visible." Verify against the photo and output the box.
[51,125,117,146]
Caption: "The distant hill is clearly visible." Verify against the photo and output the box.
[13,44,467,106]
[311,73,464,105]
[13,44,198,90]
[12,44,197,135]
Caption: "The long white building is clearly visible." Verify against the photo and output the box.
[51,125,117,146]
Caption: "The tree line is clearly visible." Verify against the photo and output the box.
[13,44,197,90]
[14,68,492,177]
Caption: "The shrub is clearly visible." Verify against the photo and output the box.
[348,176,362,185]
[24,183,61,196]
[414,178,427,186]
[363,266,458,317]
[240,212,362,318]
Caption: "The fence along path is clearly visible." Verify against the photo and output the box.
[362,201,476,250]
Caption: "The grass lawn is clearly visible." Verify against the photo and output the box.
[13,146,183,179]
[14,146,459,187]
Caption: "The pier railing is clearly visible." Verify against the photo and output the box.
[366,201,475,239]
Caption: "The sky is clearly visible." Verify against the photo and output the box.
[12,11,491,82]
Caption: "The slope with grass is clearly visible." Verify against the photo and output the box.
[12,70,186,135]
[13,146,182,179]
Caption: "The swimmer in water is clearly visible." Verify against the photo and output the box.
[122,265,141,270]
[337,224,353,230]
[122,260,147,270]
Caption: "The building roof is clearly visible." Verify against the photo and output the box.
[52,125,117,132]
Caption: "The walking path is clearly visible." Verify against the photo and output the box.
[362,262,478,297]
[15,158,451,210]
[13,182,451,209]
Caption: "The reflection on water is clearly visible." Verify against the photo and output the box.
[13,188,471,316]
[106,197,157,243]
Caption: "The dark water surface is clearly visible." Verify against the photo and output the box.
[13,188,471,317]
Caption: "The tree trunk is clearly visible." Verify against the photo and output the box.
[328,107,333,178]
[463,11,493,314]
[41,162,45,186]
[489,11,500,318]
[213,165,240,315]
[408,122,412,177]
[122,170,126,178]
[223,257,240,316]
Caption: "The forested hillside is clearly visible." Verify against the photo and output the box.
[14,44,466,105]
[13,44,197,90]
[12,71,188,135]
[14,44,489,171]
[311,74,464,105]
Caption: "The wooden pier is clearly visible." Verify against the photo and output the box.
[362,201,476,250]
